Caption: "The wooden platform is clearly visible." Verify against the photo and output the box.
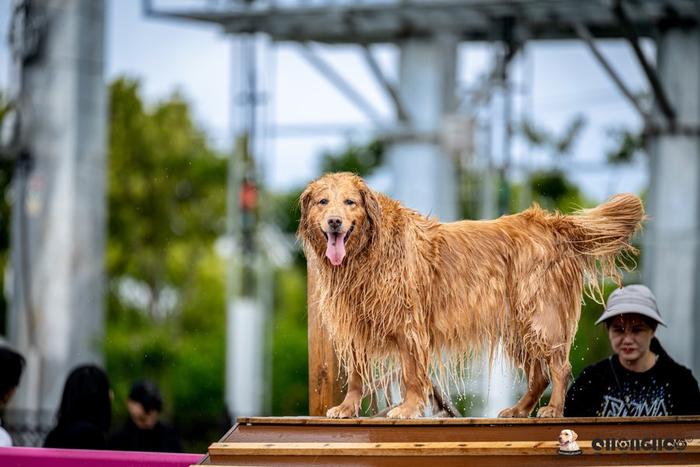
[200,416,700,466]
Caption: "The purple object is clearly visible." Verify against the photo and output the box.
[0,447,204,467]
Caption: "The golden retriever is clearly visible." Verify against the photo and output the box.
[298,172,644,418]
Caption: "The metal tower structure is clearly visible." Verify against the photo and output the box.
[224,34,272,418]
[145,0,700,414]
[5,0,107,428]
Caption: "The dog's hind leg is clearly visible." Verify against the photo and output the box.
[386,332,430,419]
[498,358,548,418]
[536,351,571,418]
[326,367,363,418]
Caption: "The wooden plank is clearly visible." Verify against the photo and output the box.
[236,415,700,426]
[306,256,343,416]
[208,440,700,456]
[204,418,700,465]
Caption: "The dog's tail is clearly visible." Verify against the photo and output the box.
[564,193,645,303]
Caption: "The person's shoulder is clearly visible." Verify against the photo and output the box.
[45,422,105,449]
[107,424,131,445]
[657,353,697,378]
[155,421,182,451]
[575,357,613,379]
[43,426,62,448]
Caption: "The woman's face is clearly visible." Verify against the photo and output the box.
[607,313,655,364]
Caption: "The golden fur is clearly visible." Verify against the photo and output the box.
[298,172,644,418]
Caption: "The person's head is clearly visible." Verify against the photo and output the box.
[605,313,658,362]
[0,347,25,407]
[596,285,666,365]
[57,365,111,433]
[127,380,162,430]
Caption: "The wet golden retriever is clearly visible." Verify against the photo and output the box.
[298,172,644,418]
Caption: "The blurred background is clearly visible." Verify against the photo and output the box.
[0,0,698,452]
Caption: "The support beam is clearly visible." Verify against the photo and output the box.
[360,44,410,123]
[306,256,343,416]
[297,44,385,126]
[572,20,652,126]
[612,0,676,126]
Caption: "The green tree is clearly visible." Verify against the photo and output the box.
[105,77,228,451]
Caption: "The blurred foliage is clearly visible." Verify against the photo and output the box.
[606,128,645,165]
[528,170,584,212]
[270,266,309,414]
[0,94,10,335]
[319,140,384,175]
[457,170,484,220]
[105,77,228,452]
[519,114,587,159]
[515,114,589,213]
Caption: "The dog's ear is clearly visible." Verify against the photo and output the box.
[572,431,578,441]
[359,184,381,243]
[297,184,314,241]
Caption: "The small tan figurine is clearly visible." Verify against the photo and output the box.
[558,429,582,455]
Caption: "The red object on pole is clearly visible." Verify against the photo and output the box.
[239,180,257,211]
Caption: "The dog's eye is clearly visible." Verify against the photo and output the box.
[318,199,329,205]
[344,199,356,206]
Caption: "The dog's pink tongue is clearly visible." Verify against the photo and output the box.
[325,233,346,266]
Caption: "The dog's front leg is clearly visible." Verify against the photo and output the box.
[326,367,362,418]
[386,333,429,419]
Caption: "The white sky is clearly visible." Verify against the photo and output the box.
[0,0,651,202]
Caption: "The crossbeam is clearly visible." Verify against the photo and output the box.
[144,0,699,44]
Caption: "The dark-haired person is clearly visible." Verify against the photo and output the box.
[108,380,181,452]
[0,346,25,446]
[44,365,112,449]
[565,285,700,417]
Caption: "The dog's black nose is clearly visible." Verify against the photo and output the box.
[327,217,342,231]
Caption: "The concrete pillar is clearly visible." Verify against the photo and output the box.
[8,0,106,424]
[645,26,700,375]
[387,35,458,222]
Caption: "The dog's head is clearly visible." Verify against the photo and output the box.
[558,429,578,448]
[298,172,381,266]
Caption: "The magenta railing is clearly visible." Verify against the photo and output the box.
[0,447,204,467]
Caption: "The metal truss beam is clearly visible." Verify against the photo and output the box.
[360,44,409,123]
[572,20,652,126]
[143,0,699,45]
[612,0,676,126]
[297,44,386,126]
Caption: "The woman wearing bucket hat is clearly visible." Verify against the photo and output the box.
[564,284,700,417]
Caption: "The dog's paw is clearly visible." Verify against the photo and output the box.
[326,403,358,419]
[536,405,562,418]
[497,406,529,418]
[386,404,422,419]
